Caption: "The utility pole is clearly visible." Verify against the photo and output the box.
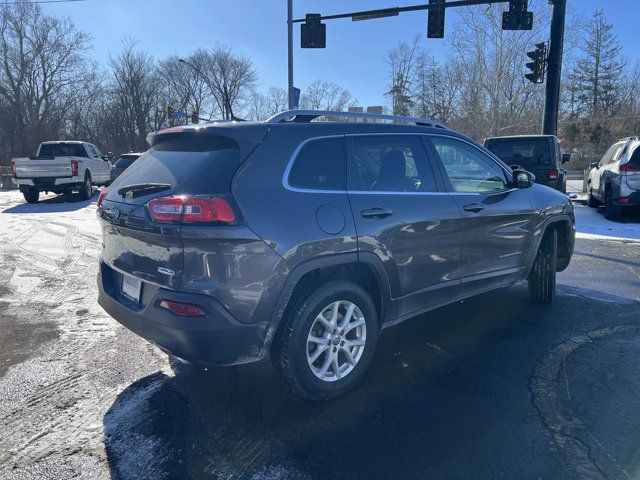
[542,0,566,136]
[287,0,295,110]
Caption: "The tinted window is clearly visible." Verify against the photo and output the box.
[288,137,345,190]
[39,143,88,158]
[432,137,508,193]
[112,136,239,194]
[348,135,437,192]
[629,144,640,167]
[484,137,552,168]
[115,156,138,169]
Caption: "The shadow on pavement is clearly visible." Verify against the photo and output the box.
[2,190,98,214]
[102,284,640,479]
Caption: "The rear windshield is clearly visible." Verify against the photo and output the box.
[484,138,552,167]
[110,135,239,195]
[38,143,88,158]
[629,144,640,166]
[115,155,139,169]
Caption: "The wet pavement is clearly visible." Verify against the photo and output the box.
[0,190,639,479]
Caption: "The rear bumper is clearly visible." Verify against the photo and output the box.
[14,176,81,189]
[97,261,267,366]
[614,190,640,207]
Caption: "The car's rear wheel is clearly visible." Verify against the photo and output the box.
[79,172,92,201]
[604,187,622,220]
[528,229,557,304]
[274,280,379,401]
[22,188,39,204]
[587,187,599,208]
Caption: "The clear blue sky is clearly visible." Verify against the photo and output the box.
[42,0,639,107]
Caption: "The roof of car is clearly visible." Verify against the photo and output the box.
[484,135,558,141]
[41,140,88,145]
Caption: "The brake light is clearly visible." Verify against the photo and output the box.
[147,196,235,224]
[71,159,78,176]
[97,187,107,208]
[159,299,205,317]
[620,163,640,174]
[11,160,16,178]
[548,169,559,180]
[619,197,630,204]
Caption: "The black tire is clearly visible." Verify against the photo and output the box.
[587,187,599,208]
[79,172,92,201]
[603,187,622,220]
[528,229,557,304]
[22,188,39,204]
[274,280,379,401]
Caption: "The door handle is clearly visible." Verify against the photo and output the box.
[463,203,484,213]
[361,207,393,219]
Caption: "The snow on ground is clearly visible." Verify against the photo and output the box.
[573,203,640,242]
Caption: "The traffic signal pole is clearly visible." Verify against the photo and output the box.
[287,0,295,110]
[542,0,566,136]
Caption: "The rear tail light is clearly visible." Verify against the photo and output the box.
[147,196,235,224]
[159,299,205,317]
[11,160,16,178]
[547,169,559,180]
[71,159,79,176]
[619,197,630,204]
[97,187,107,208]
[620,163,640,174]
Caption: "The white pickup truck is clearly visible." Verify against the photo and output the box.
[11,141,112,203]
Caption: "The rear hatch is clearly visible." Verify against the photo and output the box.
[485,137,557,185]
[99,126,265,290]
[624,143,640,190]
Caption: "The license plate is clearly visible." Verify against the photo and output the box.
[121,274,142,304]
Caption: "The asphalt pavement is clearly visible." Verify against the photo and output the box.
[0,190,638,479]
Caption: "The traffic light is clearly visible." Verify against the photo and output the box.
[502,0,533,30]
[525,42,547,84]
[191,110,199,124]
[427,0,445,38]
[301,14,326,48]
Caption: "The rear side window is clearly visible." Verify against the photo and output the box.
[288,137,345,191]
[348,135,437,192]
[113,135,239,194]
[115,156,137,169]
[39,143,88,158]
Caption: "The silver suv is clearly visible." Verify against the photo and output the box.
[587,136,640,219]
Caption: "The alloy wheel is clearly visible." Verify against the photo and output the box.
[306,300,366,382]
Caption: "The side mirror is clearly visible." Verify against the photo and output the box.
[514,169,535,189]
[562,153,571,163]
[510,164,522,171]
[589,161,599,169]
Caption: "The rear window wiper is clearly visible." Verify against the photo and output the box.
[117,183,171,197]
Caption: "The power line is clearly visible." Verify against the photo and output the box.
[0,0,89,5]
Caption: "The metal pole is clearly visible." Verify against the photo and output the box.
[287,0,294,109]
[542,0,566,136]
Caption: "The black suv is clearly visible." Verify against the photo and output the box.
[97,110,575,400]
[484,135,571,193]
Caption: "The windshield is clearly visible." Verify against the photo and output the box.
[38,143,88,158]
[484,138,552,167]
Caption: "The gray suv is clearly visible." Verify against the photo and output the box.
[97,110,575,400]
[587,136,640,219]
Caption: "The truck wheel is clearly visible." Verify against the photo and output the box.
[274,280,379,401]
[79,172,92,201]
[22,188,39,204]
[587,187,599,208]
[528,229,557,304]
[604,187,622,220]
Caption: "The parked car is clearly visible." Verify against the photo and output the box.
[11,141,112,203]
[111,152,143,181]
[587,136,640,219]
[483,135,570,193]
[97,110,575,400]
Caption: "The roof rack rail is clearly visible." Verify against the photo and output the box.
[266,109,450,130]
[620,136,640,142]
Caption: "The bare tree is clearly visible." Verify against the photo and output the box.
[300,80,356,111]
[0,1,91,156]
[199,46,257,120]
[244,87,288,120]
[108,38,161,151]
[384,35,422,116]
